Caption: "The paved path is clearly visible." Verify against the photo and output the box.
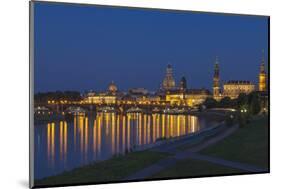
[187,153,267,172]
[153,123,238,154]
[124,124,267,181]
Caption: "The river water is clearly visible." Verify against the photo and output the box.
[34,112,219,179]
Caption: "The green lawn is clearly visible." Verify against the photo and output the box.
[201,115,269,169]
[35,150,171,187]
[151,158,246,179]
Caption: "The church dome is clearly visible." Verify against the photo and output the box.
[108,81,118,93]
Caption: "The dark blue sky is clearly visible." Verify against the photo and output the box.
[34,2,268,93]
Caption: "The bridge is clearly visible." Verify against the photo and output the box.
[34,101,193,113]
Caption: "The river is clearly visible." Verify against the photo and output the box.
[34,112,219,179]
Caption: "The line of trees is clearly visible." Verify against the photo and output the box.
[203,91,262,115]
[34,91,82,104]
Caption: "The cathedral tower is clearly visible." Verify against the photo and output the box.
[213,56,220,100]
[259,50,267,92]
[162,64,176,90]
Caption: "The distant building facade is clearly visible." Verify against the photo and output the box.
[82,54,267,108]
[212,53,267,101]
[223,80,255,99]
[165,89,211,107]
[85,81,119,104]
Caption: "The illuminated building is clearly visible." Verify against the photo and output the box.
[136,95,161,104]
[185,89,211,106]
[223,80,255,99]
[165,89,211,107]
[213,56,221,101]
[86,93,117,104]
[108,81,118,94]
[84,81,119,104]
[159,65,211,107]
[162,64,176,90]
[259,50,267,92]
[165,92,185,105]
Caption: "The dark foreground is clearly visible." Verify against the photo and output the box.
[34,115,269,187]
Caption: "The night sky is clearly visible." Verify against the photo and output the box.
[34,2,268,93]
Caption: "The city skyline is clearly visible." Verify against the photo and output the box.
[34,2,268,93]
[31,2,269,187]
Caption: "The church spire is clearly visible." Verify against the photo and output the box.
[213,56,220,100]
[260,49,265,73]
[259,50,267,92]
[214,56,219,78]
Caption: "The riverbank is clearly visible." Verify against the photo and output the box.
[35,111,269,188]
[35,150,171,187]
[34,111,229,187]
[151,115,268,179]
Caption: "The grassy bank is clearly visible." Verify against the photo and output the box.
[201,115,269,169]
[35,150,171,187]
[151,158,246,179]
[151,115,268,179]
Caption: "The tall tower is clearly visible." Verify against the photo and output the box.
[162,64,176,90]
[213,56,220,100]
[180,76,187,91]
[259,50,267,92]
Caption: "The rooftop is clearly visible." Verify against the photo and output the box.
[225,80,253,85]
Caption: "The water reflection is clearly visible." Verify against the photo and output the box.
[35,112,216,179]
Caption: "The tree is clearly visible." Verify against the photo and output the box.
[203,97,217,109]
[237,93,248,108]
[248,92,261,115]
[219,96,232,108]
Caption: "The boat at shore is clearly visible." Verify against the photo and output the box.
[152,107,161,113]
[126,107,144,113]
[97,106,116,113]
[163,107,189,115]
[66,106,86,115]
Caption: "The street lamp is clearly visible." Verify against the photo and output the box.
[240,108,247,113]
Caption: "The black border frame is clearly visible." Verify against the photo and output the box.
[29,1,270,188]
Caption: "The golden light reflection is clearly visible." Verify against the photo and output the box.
[147,115,151,144]
[84,117,88,160]
[127,114,130,150]
[79,116,84,154]
[152,114,156,142]
[44,112,202,170]
[47,122,55,167]
[97,115,101,156]
[64,121,67,163]
[59,121,63,161]
[116,115,120,154]
[191,116,195,133]
[139,114,142,145]
[93,119,97,158]
[177,116,180,137]
[47,123,50,162]
[122,115,126,152]
[144,114,147,145]
[161,114,165,138]
[112,113,115,154]
[74,116,77,151]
